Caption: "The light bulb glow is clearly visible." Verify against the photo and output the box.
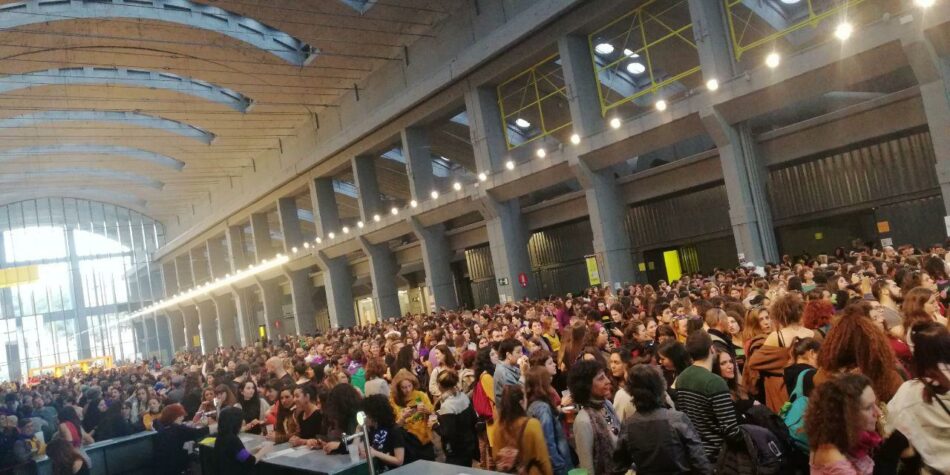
[706,78,719,91]
[610,118,622,129]
[342,226,349,234]
[453,182,462,191]
[655,100,667,111]
[328,232,335,239]
[766,52,780,69]
[303,242,310,249]
[505,160,515,170]
[626,62,646,75]
[409,200,417,208]
[570,134,581,145]
[834,22,853,40]
[291,246,298,253]
[373,214,381,222]
[915,0,935,7]
[430,190,439,199]
[391,207,398,215]
[477,172,487,181]
[316,237,322,243]
[536,148,546,158]
[357,221,364,228]
[623,48,639,58]
[514,118,531,128]
[594,43,614,55]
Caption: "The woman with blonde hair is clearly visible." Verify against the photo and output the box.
[389,369,435,462]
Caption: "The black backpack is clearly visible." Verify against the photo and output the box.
[716,424,787,475]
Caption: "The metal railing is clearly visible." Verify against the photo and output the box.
[496,53,572,150]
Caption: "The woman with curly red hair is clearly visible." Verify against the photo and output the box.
[805,374,881,474]
[802,299,835,337]
[813,301,904,403]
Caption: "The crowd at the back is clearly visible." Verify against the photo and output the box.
[1,243,949,475]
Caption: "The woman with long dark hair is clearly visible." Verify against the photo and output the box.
[359,395,406,472]
[428,344,457,400]
[472,346,498,470]
[320,383,362,455]
[490,385,552,475]
[886,322,950,473]
[57,406,92,448]
[525,367,572,475]
[46,438,89,475]
[236,380,270,434]
[656,340,691,388]
[213,407,272,475]
[266,387,298,444]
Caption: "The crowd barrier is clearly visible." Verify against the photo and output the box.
[14,431,155,475]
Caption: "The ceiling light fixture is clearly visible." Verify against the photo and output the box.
[514,118,531,128]
[477,172,487,181]
[430,190,439,199]
[342,226,349,234]
[291,246,298,253]
[303,242,310,249]
[610,118,622,129]
[766,52,781,69]
[834,21,853,41]
[623,48,639,58]
[594,43,615,55]
[316,237,322,243]
[357,221,364,228]
[409,200,418,208]
[536,148,546,158]
[373,214,381,222]
[391,207,399,215]
[626,62,646,75]
[453,182,462,191]
[706,78,719,91]
[505,160,515,170]
[915,0,935,7]
[328,232,335,239]
[570,134,581,145]
[655,100,667,111]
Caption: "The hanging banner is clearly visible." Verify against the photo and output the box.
[585,255,601,286]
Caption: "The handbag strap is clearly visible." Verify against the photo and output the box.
[928,385,950,417]
[514,419,530,466]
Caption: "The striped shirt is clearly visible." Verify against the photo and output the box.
[673,365,742,460]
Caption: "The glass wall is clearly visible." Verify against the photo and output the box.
[0,198,165,381]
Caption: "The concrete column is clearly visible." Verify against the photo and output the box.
[165,311,184,353]
[174,255,193,289]
[207,236,228,280]
[212,293,239,348]
[155,314,172,362]
[558,34,606,137]
[559,34,637,287]
[315,251,356,328]
[179,305,200,350]
[257,278,285,340]
[409,217,458,310]
[352,155,383,222]
[196,300,218,352]
[692,0,778,265]
[227,286,253,346]
[309,176,356,328]
[277,197,304,251]
[701,109,779,265]
[142,318,156,358]
[285,268,318,335]
[62,231,92,359]
[401,127,434,199]
[902,32,950,216]
[358,237,402,319]
[250,212,273,262]
[479,197,537,302]
[161,262,178,297]
[464,86,508,172]
[133,320,147,359]
[225,225,247,272]
[189,247,209,286]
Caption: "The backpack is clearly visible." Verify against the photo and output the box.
[779,369,812,452]
[495,420,541,474]
[741,404,796,458]
[717,424,786,475]
[472,379,494,422]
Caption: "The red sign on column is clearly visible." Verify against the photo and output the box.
[518,272,528,288]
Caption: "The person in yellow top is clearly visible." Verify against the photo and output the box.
[472,347,498,470]
[490,384,552,475]
[389,369,435,462]
[141,398,162,431]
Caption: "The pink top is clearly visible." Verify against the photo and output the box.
[810,455,873,475]
[63,421,81,448]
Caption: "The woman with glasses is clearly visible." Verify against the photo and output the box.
[569,360,619,475]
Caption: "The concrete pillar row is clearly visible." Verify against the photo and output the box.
[165,311,185,354]
[277,197,304,251]
[155,314,173,362]
[901,30,950,218]
[691,0,778,265]
[196,299,219,353]
[227,285,254,346]
[409,217,458,311]
[558,34,637,288]
[178,306,200,351]
[358,236,402,320]
[256,277,286,340]
[284,268,318,335]
[352,155,383,222]
[250,212,272,262]
[211,293,239,349]
[309,177,357,329]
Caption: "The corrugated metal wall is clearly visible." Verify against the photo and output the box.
[768,130,938,221]
[464,245,498,307]
[528,219,595,297]
[625,185,731,248]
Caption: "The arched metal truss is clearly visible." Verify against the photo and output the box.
[0,190,148,211]
[0,67,253,112]
[0,110,215,144]
[0,144,185,171]
[0,0,317,65]
[0,167,164,189]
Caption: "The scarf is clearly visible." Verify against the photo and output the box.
[583,399,617,475]
[849,430,883,460]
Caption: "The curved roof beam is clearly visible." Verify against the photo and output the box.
[0,190,147,211]
[0,144,185,171]
[0,67,253,112]
[0,110,214,144]
[0,167,164,189]
[0,0,316,66]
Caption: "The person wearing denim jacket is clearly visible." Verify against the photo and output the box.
[527,399,572,475]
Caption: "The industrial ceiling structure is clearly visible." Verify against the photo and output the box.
[0,0,456,222]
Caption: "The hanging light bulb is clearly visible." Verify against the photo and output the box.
[834,22,853,41]
[373,214,381,222]
[655,100,667,111]
[430,190,439,199]
[535,148,546,158]
[505,160,515,170]
[477,172,487,181]
[409,200,418,208]
[610,118,622,129]
[765,52,780,69]
[570,134,581,145]
[453,182,462,191]
[706,78,719,91]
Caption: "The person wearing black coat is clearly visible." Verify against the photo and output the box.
[432,370,478,468]
[93,402,132,442]
[152,404,209,475]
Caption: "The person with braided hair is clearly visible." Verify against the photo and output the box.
[813,301,904,403]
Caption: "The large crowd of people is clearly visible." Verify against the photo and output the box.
[1,242,949,475]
